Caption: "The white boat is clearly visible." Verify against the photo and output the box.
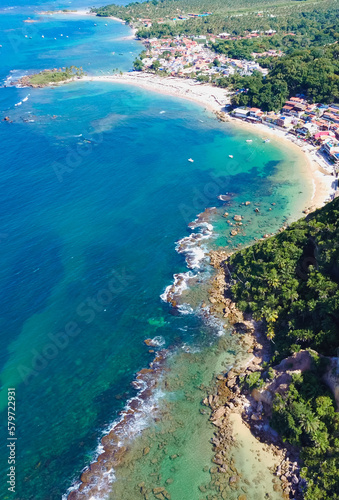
[41,35,44,38]
[246,139,252,143]
[263,139,270,143]
[229,155,233,158]
[188,158,194,162]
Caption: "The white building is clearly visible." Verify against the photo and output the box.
[233,108,249,119]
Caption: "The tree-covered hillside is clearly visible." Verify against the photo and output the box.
[228,197,339,499]
[230,197,339,358]
[225,44,339,109]
[93,0,338,40]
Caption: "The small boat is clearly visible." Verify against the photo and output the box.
[188,158,194,162]
[246,139,252,143]
[263,139,270,143]
[41,35,44,38]
[229,155,233,158]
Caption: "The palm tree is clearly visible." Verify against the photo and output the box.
[300,413,320,434]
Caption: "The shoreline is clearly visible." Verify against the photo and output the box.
[80,73,336,214]
[37,10,138,37]
[206,250,303,499]
[5,7,337,499]
[38,9,94,16]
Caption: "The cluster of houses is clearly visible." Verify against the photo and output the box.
[232,98,339,166]
[141,36,268,77]
[216,29,277,41]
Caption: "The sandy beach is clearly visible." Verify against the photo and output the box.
[81,72,336,212]
[82,73,231,112]
[224,116,336,212]
[38,9,94,16]
[38,10,136,36]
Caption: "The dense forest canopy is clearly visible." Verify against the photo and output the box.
[230,197,339,359]
[226,45,339,109]
[229,197,339,499]
[93,0,339,38]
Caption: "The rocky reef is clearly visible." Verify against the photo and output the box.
[204,249,304,500]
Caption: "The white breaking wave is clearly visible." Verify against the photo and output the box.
[62,356,167,500]
[160,210,215,312]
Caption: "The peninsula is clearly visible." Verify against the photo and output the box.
[13,66,85,88]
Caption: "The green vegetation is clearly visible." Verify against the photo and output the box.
[28,66,84,86]
[133,58,144,71]
[226,45,339,109]
[228,197,339,498]
[93,0,339,41]
[271,368,339,500]
[94,0,339,108]
[245,370,265,390]
[230,197,339,356]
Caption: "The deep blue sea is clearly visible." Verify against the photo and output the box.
[0,3,312,500]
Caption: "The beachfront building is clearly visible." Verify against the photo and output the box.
[322,141,339,163]
[248,108,264,121]
[295,123,319,136]
[232,108,249,119]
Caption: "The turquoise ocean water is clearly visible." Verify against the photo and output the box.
[0,3,312,500]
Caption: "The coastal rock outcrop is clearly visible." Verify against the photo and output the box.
[204,249,303,500]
